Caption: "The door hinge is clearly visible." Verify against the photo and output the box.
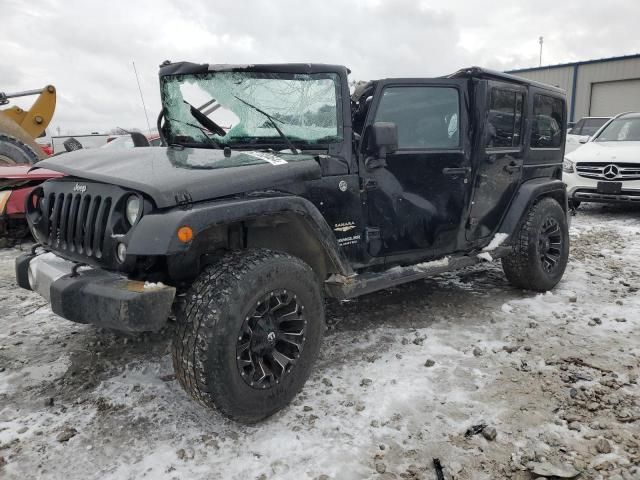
[175,191,193,210]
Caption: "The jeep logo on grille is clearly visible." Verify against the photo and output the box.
[73,183,87,193]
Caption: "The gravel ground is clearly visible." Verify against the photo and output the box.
[0,204,639,480]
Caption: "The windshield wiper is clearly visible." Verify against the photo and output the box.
[183,100,227,137]
[168,117,222,149]
[232,95,299,154]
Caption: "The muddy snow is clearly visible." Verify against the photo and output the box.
[1,205,639,480]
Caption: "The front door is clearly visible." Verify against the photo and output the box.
[466,81,526,240]
[362,79,471,257]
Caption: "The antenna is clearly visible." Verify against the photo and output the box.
[132,60,152,135]
[538,36,544,67]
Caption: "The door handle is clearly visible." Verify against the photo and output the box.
[364,178,378,190]
[504,162,522,174]
[442,167,471,176]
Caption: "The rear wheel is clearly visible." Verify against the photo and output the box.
[172,249,324,423]
[502,197,569,291]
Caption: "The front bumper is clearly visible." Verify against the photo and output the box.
[15,251,176,332]
[564,171,640,204]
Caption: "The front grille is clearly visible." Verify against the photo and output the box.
[27,179,135,268]
[45,192,112,258]
[576,162,640,181]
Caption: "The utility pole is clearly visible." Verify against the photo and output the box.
[132,60,152,135]
[539,36,544,67]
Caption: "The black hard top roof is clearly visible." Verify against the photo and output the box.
[159,61,350,77]
[159,62,564,96]
[448,66,565,95]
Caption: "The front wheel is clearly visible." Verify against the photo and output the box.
[502,197,570,291]
[172,249,324,423]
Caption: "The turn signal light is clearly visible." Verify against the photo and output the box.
[177,226,193,243]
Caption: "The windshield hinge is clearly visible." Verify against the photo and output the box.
[175,191,193,210]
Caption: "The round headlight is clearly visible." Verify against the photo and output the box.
[125,196,141,225]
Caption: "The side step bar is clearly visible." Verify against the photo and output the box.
[325,246,511,300]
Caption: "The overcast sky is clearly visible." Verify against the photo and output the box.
[3,0,639,135]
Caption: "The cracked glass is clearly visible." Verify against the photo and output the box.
[161,71,343,149]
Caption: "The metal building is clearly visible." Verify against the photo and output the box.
[506,54,640,122]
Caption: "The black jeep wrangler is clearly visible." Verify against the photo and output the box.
[16,62,570,423]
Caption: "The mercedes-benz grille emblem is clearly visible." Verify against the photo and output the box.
[603,164,619,180]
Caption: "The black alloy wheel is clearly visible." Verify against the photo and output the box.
[538,216,563,273]
[236,289,306,389]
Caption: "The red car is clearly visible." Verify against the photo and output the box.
[0,166,62,243]
[0,132,160,245]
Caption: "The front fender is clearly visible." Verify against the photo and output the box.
[127,195,353,276]
[498,179,568,239]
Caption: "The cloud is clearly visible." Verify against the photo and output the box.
[2,0,639,133]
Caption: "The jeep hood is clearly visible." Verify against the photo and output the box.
[33,147,321,208]
[566,141,640,164]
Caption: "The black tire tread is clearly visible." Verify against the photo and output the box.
[502,197,568,291]
[0,115,46,163]
[172,249,321,422]
[0,133,41,165]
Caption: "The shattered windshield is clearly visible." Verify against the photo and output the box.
[161,71,343,149]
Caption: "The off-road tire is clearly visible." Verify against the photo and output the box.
[0,133,41,165]
[502,197,569,291]
[0,115,46,165]
[172,249,324,423]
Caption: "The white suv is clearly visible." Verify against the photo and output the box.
[563,112,640,208]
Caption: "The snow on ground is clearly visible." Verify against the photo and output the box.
[1,204,639,480]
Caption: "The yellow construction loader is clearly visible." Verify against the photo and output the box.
[0,85,56,165]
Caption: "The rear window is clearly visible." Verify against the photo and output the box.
[531,94,564,148]
[486,88,524,147]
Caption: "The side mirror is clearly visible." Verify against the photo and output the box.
[130,131,150,147]
[578,136,589,144]
[363,121,398,169]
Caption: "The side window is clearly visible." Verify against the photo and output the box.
[374,86,460,149]
[581,118,607,136]
[486,88,524,147]
[531,94,564,148]
[569,119,584,135]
